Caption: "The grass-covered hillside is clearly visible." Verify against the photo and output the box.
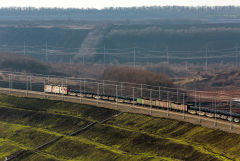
[0,94,240,161]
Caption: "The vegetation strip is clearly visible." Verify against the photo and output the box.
[64,135,177,160]
[3,111,123,161]
[0,103,91,123]
[105,123,232,161]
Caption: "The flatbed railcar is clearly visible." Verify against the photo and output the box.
[44,85,240,124]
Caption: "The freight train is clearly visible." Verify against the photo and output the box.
[44,85,240,123]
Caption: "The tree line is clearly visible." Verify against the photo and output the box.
[0,6,240,20]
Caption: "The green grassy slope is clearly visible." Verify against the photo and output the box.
[0,94,239,161]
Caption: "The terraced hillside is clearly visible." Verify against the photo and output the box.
[0,94,240,161]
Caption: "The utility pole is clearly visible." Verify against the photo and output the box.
[8,74,11,94]
[132,87,135,108]
[185,61,188,78]
[235,46,238,68]
[116,85,118,108]
[120,82,123,97]
[199,94,201,123]
[79,80,82,102]
[177,88,179,103]
[133,47,136,68]
[83,80,86,94]
[195,89,197,108]
[167,91,169,117]
[205,48,208,73]
[183,93,185,119]
[166,47,169,64]
[82,55,85,65]
[45,41,48,62]
[30,75,32,91]
[61,78,64,101]
[214,97,217,126]
[159,86,161,100]
[11,74,13,91]
[97,83,99,104]
[103,80,105,95]
[43,78,46,98]
[26,75,28,97]
[230,97,233,130]
[24,41,26,56]
[104,44,106,65]
[150,89,152,115]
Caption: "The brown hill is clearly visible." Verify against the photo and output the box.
[101,66,173,87]
[184,70,240,90]
[0,53,49,74]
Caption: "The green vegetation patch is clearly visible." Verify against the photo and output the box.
[78,123,218,161]
[0,106,87,134]
[107,113,240,160]
[0,94,118,122]
[0,122,58,149]
[0,139,22,161]
[43,137,159,161]
[13,151,60,161]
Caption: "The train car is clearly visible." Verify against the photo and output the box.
[227,117,233,122]
[197,111,205,116]
[69,92,76,96]
[141,98,156,106]
[77,93,85,97]
[124,99,131,104]
[44,85,52,93]
[93,94,101,99]
[116,98,125,103]
[44,85,69,95]
[108,96,115,101]
[86,93,93,98]
[52,86,60,94]
[220,115,228,120]
[143,99,151,106]
[158,101,169,109]
[215,114,221,118]
[206,113,214,118]
[188,110,196,115]
[152,100,156,106]
[155,100,161,107]
[180,104,188,111]
[168,102,177,110]
[137,98,144,105]
[59,86,69,95]
[234,118,240,123]
[101,96,109,100]
[131,99,137,105]
[168,102,187,111]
